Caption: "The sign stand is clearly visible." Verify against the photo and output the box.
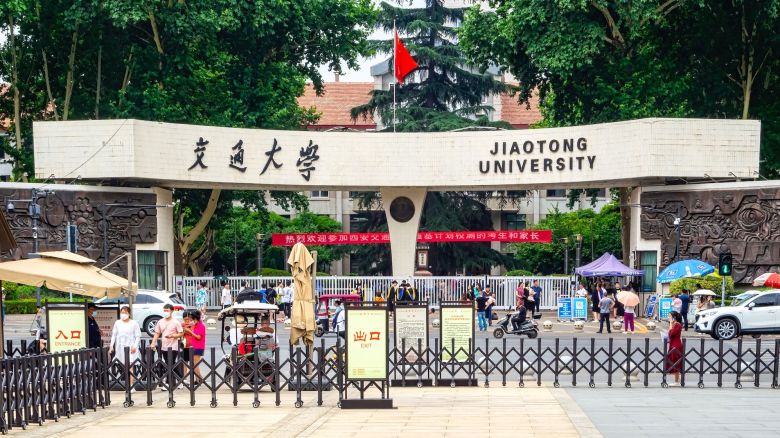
[439,301,476,387]
[45,301,89,353]
[391,300,431,387]
[340,301,392,409]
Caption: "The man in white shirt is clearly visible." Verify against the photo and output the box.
[221,282,232,309]
[333,300,346,339]
[576,282,588,298]
[281,281,293,317]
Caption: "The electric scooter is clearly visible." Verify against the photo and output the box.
[493,313,539,339]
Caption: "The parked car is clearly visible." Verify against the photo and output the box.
[694,290,780,340]
[96,290,186,336]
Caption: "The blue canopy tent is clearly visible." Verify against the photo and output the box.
[575,253,644,277]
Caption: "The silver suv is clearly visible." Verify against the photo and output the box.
[96,290,186,336]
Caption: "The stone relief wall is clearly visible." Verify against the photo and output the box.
[640,187,780,284]
[0,188,157,276]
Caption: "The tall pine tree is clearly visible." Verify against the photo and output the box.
[349,1,523,275]
[351,0,511,131]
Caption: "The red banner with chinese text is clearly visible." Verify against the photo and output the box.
[271,230,552,246]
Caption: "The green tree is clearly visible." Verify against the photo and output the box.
[509,204,622,275]
[0,0,377,273]
[350,0,511,131]
[347,1,524,275]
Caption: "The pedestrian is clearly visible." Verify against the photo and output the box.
[221,282,232,309]
[385,280,399,311]
[333,300,346,339]
[591,282,602,322]
[576,281,588,298]
[672,293,682,313]
[87,303,102,348]
[665,310,684,386]
[529,280,541,317]
[258,283,269,303]
[515,282,526,308]
[265,283,277,303]
[150,303,184,390]
[195,281,209,317]
[475,292,488,331]
[597,291,615,334]
[182,310,206,384]
[352,283,365,301]
[623,300,636,335]
[281,281,293,317]
[485,285,495,326]
[108,305,142,391]
[679,288,691,331]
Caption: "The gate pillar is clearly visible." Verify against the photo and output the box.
[380,187,427,278]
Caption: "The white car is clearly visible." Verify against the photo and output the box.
[96,290,186,336]
[695,290,780,340]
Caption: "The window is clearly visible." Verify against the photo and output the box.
[751,294,780,307]
[593,188,607,198]
[137,251,168,290]
[503,213,527,231]
[310,191,329,199]
[546,189,566,198]
[638,251,657,292]
[350,214,369,232]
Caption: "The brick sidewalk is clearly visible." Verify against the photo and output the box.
[9,386,600,438]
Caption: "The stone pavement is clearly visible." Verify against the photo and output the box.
[9,386,600,438]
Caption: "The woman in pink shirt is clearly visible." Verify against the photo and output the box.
[182,310,207,384]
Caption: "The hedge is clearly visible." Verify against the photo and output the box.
[504,269,534,276]
[669,275,734,295]
[5,298,72,314]
[246,267,330,277]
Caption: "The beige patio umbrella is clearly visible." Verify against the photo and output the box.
[288,243,315,346]
[0,250,137,299]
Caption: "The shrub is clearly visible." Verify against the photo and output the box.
[2,282,38,300]
[504,269,534,277]
[669,275,734,295]
[5,298,71,314]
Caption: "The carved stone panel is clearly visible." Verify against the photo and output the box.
[0,188,158,277]
[640,187,780,284]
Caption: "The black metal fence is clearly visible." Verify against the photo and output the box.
[3,337,779,425]
[0,347,110,434]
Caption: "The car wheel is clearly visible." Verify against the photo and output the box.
[145,316,161,337]
[714,318,738,340]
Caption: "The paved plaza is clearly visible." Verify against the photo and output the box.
[9,383,780,438]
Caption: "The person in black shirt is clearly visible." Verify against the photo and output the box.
[87,303,102,348]
[512,298,527,331]
[475,293,489,331]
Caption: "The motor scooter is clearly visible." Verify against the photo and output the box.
[493,312,539,339]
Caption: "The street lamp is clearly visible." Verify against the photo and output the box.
[561,237,569,275]
[8,188,55,307]
[256,233,265,275]
[575,233,583,272]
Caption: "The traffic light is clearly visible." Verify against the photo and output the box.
[719,253,733,276]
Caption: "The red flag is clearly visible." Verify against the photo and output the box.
[394,31,418,84]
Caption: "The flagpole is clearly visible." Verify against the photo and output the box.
[393,19,397,133]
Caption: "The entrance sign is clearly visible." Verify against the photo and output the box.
[573,298,588,320]
[557,298,573,320]
[94,306,120,342]
[394,304,428,363]
[46,304,88,353]
[272,230,552,246]
[345,306,389,380]
[440,304,474,362]
[659,297,674,320]
[34,119,760,190]
[646,295,658,318]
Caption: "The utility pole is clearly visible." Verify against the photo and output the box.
[575,234,583,271]
[233,221,238,275]
[562,237,569,275]
[256,233,265,275]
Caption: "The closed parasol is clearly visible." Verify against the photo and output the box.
[616,290,640,307]
[288,243,316,346]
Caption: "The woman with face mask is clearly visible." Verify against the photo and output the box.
[109,306,142,391]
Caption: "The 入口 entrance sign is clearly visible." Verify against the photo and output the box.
[46,304,88,353]
[33,118,760,190]
[346,306,389,380]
